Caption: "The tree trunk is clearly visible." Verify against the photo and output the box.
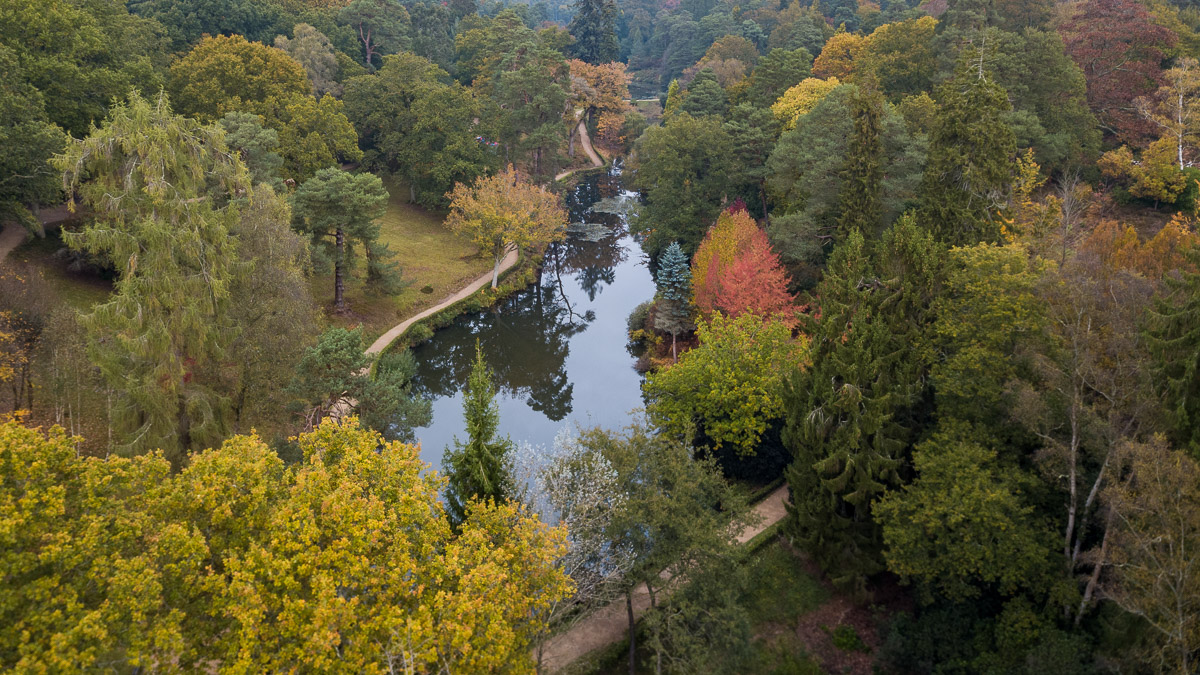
[1075,508,1113,627]
[671,332,677,362]
[627,590,637,675]
[335,226,347,312]
[409,183,416,203]
[492,253,502,289]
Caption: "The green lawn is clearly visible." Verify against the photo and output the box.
[309,178,491,340]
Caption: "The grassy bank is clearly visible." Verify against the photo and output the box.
[314,179,492,340]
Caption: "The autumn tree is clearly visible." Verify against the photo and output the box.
[1100,140,1189,208]
[691,207,760,314]
[444,342,516,525]
[445,165,568,288]
[292,168,394,312]
[568,60,631,147]
[54,91,248,462]
[0,417,572,672]
[811,30,863,80]
[1137,57,1200,170]
[1060,0,1176,143]
[770,76,841,130]
[1102,437,1200,674]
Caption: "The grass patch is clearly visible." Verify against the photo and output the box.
[7,230,112,310]
[311,177,492,340]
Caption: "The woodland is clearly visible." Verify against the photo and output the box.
[2,0,1200,671]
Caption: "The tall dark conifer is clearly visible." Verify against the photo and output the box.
[918,50,1017,245]
[836,82,885,240]
[783,218,942,594]
[1146,245,1200,458]
[568,0,619,64]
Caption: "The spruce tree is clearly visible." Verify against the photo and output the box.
[653,242,693,361]
[567,0,618,64]
[1146,245,1200,457]
[782,229,911,594]
[836,83,884,240]
[918,51,1017,245]
[444,341,515,525]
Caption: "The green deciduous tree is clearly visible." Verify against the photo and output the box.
[743,47,813,109]
[680,69,729,118]
[54,91,249,463]
[338,0,411,69]
[0,47,66,231]
[344,53,497,208]
[275,23,341,97]
[444,342,515,525]
[630,112,733,259]
[170,34,312,124]
[292,168,395,312]
[876,421,1053,603]
[646,314,806,457]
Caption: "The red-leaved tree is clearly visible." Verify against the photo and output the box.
[1059,0,1176,145]
[712,228,796,324]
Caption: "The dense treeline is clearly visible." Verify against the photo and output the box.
[2,0,1200,670]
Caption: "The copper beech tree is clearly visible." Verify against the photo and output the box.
[446,165,568,288]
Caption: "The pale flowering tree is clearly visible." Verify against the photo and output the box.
[515,428,634,669]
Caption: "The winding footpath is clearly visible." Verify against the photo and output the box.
[555,119,604,182]
[366,246,519,355]
[536,485,791,673]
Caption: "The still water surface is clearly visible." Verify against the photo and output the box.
[408,164,655,468]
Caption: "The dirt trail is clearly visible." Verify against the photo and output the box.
[365,246,519,355]
[536,485,791,673]
[555,120,604,182]
[0,223,24,264]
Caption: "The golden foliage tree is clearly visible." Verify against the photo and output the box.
[0,417,571,672]
[770,76,841,129]
[446,165,568,288]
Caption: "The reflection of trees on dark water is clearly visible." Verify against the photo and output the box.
[410,164,637,421]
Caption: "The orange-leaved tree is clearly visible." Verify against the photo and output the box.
[692,205,795,322]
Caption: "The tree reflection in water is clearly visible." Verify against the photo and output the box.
[409,164,637,424]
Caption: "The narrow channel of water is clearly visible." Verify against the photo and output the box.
[407,163,655,468]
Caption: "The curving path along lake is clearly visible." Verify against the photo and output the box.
[406,163,656,468]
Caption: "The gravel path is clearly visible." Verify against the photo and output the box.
[536,485,791,673]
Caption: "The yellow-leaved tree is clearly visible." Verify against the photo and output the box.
[446,165,568,288]
[0,417,571,672]
[770,76,842,129]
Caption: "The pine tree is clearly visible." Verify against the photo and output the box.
[292,167,395,312]
[918,51,1017,245]
[567,0,619,64]
[782,229,909,594]
[663,79,683,119]
[444,341,515,525]
[836,83,884,239]
[653,242,693,362]
[1146,244,1200,457]
[54,91,249,462]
